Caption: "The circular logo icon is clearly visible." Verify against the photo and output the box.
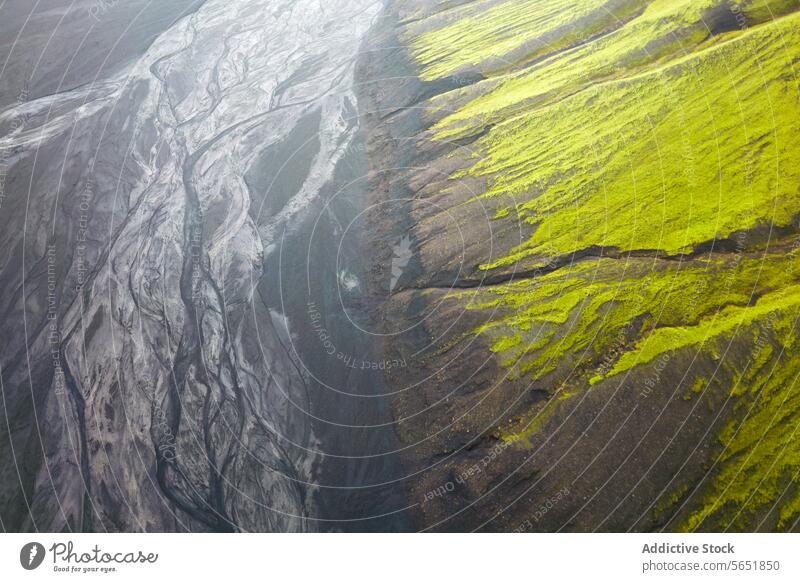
[20,542,46,570]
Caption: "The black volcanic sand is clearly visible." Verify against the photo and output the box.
[0,0,410,532]
[0,0,205,110]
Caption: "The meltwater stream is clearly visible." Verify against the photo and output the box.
[0,0,409,531]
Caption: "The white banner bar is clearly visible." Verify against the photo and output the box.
[1,533,798,581]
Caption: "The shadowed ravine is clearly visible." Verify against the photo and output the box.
[0,0,410,532]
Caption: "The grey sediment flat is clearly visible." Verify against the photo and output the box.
[0,0,410,532]
[0,0,206,110]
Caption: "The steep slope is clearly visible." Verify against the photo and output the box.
[361,0,800,531]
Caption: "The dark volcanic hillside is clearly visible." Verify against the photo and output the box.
[359,0,800,531]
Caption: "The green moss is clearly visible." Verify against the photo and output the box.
[471,252,800,499]
[408,0,646,81]
[490,333,522,353]
[777,494,800,529]
[496,391,566,449]
[654,482,692,519]
[408,0,800,528]
[678,311,800,530]
[411,2,800,272]
[683,377,707,400]
[430,0,800,139]
[466,252,800,385]
[468,11,800,268]
[608,285,800,379]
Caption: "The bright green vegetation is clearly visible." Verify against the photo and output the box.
[608,284,800,379]
[678,323,800,531]
[408,0,800,530]
[463,251,800,387]
[430,0,800,138]
[466,250,800,526]
[408,0,647,81]
[416,0,800,270]
[471,10,800,268]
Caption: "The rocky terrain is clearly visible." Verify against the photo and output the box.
[359,0,800,531]
[2,0,799,533]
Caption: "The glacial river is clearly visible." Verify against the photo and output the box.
[0,0,408,532]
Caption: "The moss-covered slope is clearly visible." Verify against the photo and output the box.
[365,0,800,531]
